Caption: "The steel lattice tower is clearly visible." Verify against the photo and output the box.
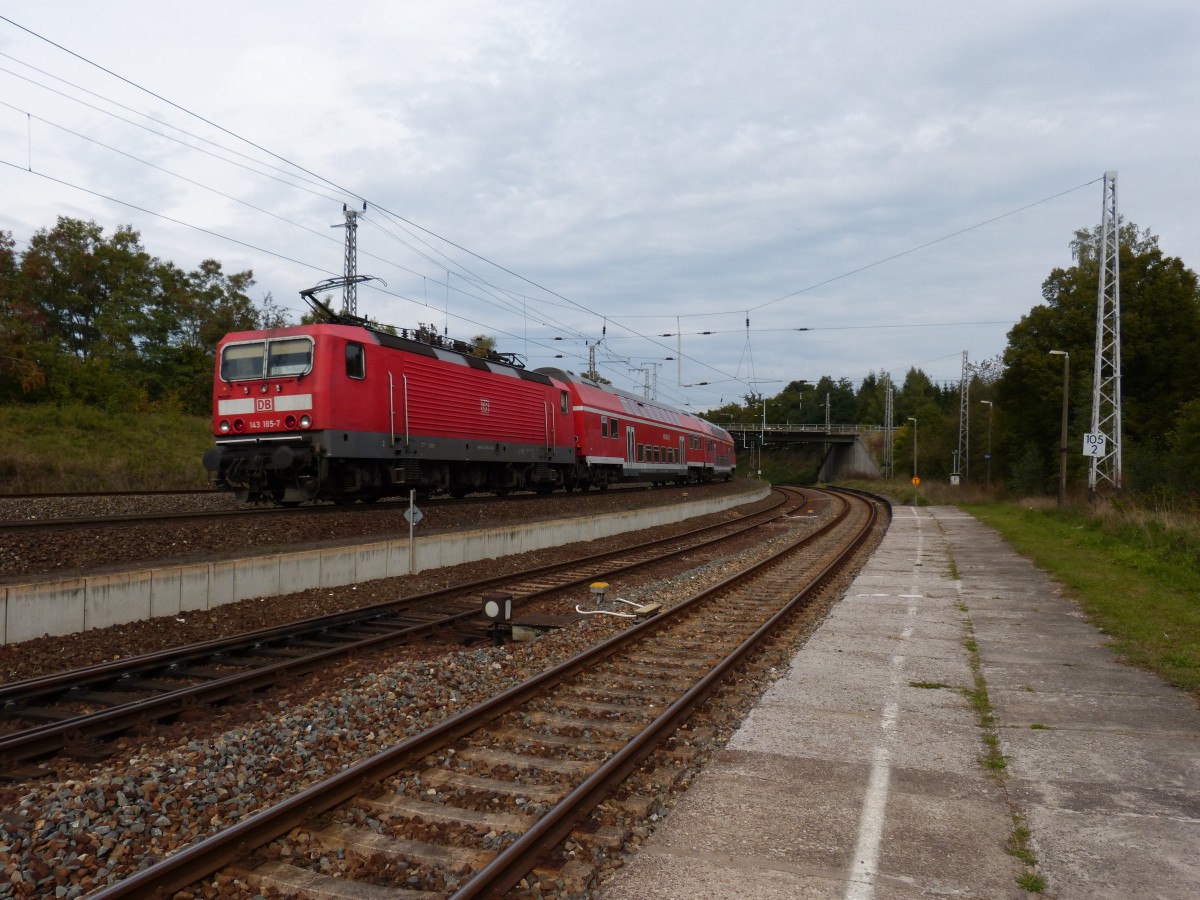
[338,203,364,317]
[957,351,969,479]
[883,374,894,479]
[1089,172,1122,495]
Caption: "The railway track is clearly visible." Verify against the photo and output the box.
[87,487,884,899]
[0,481,704,533]
[0,489,220,500]
[0,488,796,776]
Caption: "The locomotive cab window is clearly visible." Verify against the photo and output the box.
[267,337,314,378]
[345,342,365,380]
[220,342,265,381]
[560,391,569,415]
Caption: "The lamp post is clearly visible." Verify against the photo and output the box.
[979,400,993,491]
[907,416,918,481]
[1049,350,1069,508]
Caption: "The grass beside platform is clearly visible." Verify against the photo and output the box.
[962,501,1200,699]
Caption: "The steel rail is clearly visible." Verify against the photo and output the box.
[0,489,794,770]
[0,489,219,500]
[453,489,879,897]
[0,479,707,531]
[88,488,880,899]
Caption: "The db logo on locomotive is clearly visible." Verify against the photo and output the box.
[255,398,274,412]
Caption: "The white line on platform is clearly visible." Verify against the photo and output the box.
[846,516,925,900]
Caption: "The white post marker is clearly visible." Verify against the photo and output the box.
[404,489,423,573]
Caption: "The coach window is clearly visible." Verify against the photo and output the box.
[611,417,619,438]
[345,342,365,379]
[601,416,609,438]
[637,444,644,462]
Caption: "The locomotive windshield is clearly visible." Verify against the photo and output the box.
[220,337,314,382]
[267,338,313,377]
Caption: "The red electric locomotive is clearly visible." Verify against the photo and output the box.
[203,326,576,504]
[202,279,735,503]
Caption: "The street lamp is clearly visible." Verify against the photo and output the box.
[979,400,994,491]
[1049,350,1069,508]
[907,416,918,481]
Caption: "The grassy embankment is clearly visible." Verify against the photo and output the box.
[842,477,1200,699]
[964,498,1200,698]
[0,403,213,492]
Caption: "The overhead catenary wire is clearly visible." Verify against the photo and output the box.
[0,14,1100,405]
[2,18,736,399]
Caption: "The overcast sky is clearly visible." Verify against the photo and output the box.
[2,2,1197,414]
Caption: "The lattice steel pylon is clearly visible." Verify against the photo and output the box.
[957,351,969,479]
[336,203,366,317]
[883,374,894,479]
[1089,172,1122,496]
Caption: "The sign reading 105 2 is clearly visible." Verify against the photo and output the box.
[1082,433,1107,458]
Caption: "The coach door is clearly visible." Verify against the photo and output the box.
[627,427,636,471]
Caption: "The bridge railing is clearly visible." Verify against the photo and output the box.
[723,423,885,435]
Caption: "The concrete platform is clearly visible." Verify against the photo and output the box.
[601,504,1200,899]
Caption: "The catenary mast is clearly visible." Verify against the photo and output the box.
[1089,172,1122,496]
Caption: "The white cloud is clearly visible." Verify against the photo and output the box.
[2,1,1198,410]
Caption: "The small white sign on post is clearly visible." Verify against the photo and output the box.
[405,490,422,574]
[1082,433,1107,458]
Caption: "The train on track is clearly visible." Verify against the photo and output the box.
[202,279,736,504]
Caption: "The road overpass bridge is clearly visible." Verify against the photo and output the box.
[724,423,884,480]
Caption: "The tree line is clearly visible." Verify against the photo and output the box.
[2,215,1197,498]
[709,222,1200,499]
[0,217,285,414]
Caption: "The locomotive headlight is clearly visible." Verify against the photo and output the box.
[285,415,298,429]
[300,415,312,429]
[233,419,246,433]
[219,420,231,434]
